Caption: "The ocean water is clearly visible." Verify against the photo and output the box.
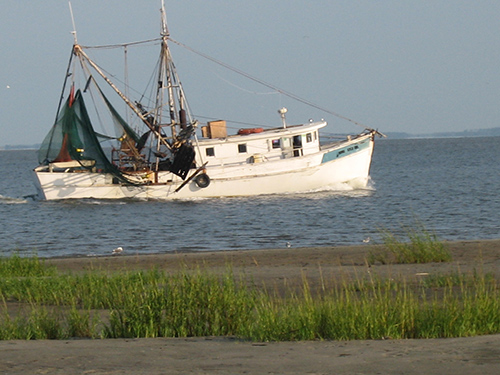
[0,136,498,257]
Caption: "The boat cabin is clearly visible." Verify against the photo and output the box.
[197,120,326,166]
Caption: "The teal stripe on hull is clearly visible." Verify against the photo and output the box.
[321,138,370,164]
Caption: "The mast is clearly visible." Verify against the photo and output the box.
[148,1,198,179]
[68,1,78,45]
[153,2,175,160]
[160,2,179,139]
[42,2,78,162]
[161,1,173,120]
[159,1,196,143]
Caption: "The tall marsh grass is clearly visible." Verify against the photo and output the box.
[1,255,499,341]
[369,221,452,264]
[0,253,57,278]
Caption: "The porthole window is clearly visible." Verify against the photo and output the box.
[238,144,247,153]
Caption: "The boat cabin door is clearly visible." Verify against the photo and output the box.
[292,135,303,157]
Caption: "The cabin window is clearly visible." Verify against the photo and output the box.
[238,144,247,153]
[272,139,280,149]
[314,131,317,141]
[293,135,302,148]
[306,133,312,143]
[206,147,215,157]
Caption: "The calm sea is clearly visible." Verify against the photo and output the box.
[0,136,498,258]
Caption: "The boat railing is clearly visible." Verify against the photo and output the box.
[319,132,372,151]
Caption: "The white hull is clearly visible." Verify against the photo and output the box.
[34,133,374,201]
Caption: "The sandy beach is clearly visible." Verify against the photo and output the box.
[1,239,500,374]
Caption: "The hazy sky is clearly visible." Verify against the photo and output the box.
[1,1,499,147]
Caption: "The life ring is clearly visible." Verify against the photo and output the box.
[237,128,264,135]
[194,173,210,188]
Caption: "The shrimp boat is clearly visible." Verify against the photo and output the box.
[33,4,380,201]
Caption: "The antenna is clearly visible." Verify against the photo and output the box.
[68,1,78,44]
[278,107,288,128]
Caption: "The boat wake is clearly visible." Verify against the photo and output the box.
[290,177,375,195]
[0,194,30,204]
[74,199,130,206]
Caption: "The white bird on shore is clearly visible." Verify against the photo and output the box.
[112,246,123,255]
[286,242,292,248]
[363,237,371,244]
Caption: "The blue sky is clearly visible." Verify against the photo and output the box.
[1,1,499,146]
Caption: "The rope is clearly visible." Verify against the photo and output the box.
[80,38,162,50]
[168,37,371,131]
[213,71,280,96]
[77,36,382,136]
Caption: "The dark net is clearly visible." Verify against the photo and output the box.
[37,89,142,184]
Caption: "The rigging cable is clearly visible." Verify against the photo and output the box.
[168,38,372,131]
[80,38,162,50]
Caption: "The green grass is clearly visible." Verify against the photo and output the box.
[0,253,57,278]
[1,255,499,341]
[368,222,452,264]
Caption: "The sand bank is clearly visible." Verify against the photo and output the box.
[1,239,500,374]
